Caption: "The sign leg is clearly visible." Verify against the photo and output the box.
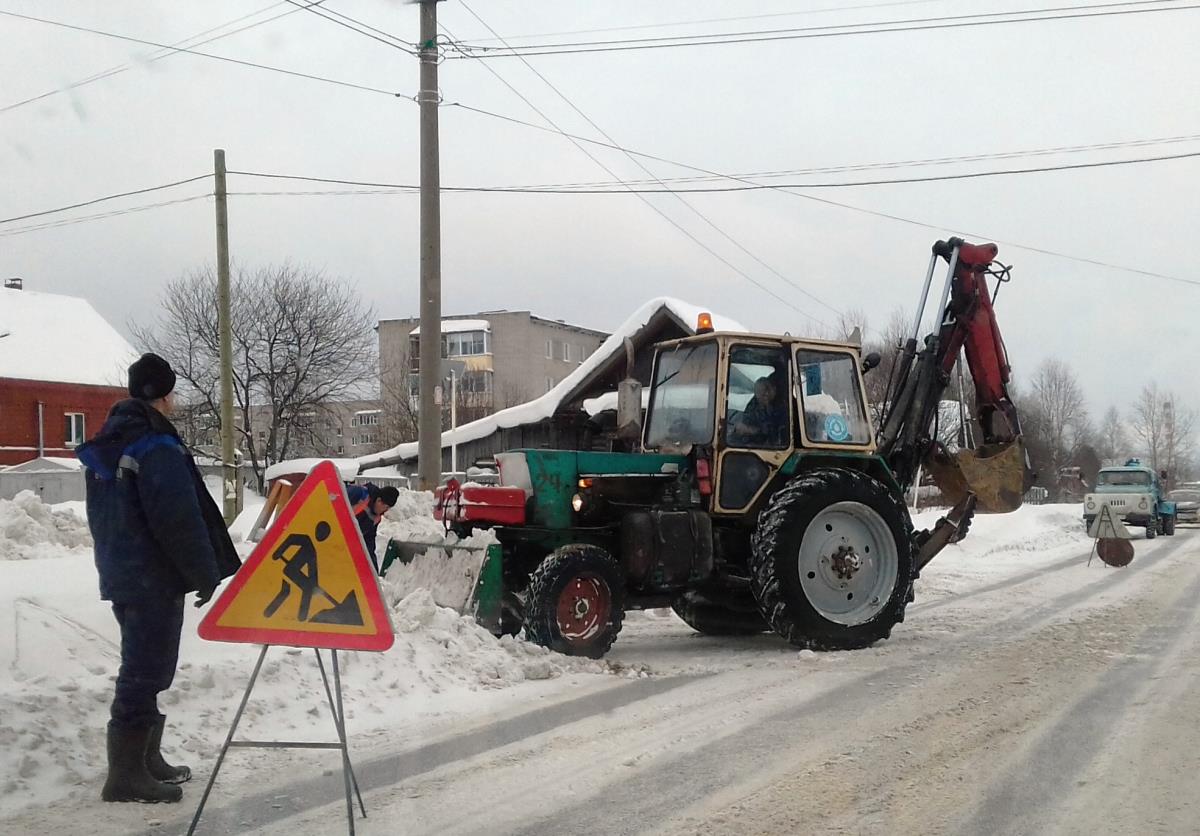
[315,649,366,816]
[332,649,356,835]
[188,644,270,836]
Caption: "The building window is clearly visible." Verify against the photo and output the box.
[561,342,571,362]
[545,339,552,359]
[545,377,555,393]
[445,330,488,357]
[336,445,344,455]
[353,411,380,427]
[64,413,85,448]
[461,370,493,394]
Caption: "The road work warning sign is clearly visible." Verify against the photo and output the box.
[199,460,395,651]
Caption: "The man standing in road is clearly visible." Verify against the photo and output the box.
[77,353,241,803]
[347,482,399,574]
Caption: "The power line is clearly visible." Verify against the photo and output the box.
[281,0,416,54]
[447,1,1198,58]
[506,132,1200,189]
[458,0,843,320]
[0,175,210,225]
[0,9,410,99]
[222,145,1200,194]
[438,105,1199,288]
[461,0,952,43]
[446,6,837,326]
[0,194,213,238]
[0,1,308,115]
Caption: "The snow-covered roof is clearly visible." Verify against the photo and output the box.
[264,458,360,483]
[410,319,491,335]
[583,388,651,416]
[0,288,136,387]
[360,297,747,466]
[3,456,83,473]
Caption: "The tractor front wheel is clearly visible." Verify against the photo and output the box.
[1164,515,1177,536]
[524,545,625,658]
[750,468,914,651]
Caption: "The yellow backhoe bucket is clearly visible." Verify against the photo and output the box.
[925,438,1030,514]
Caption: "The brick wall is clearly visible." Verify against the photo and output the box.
[0,378,126,466]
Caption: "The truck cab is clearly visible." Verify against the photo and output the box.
[1083,459,1177,538]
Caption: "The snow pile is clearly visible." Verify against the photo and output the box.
[389,589,602,690]
[377,488,499,611]
[913,503,1090,601]
[0,491,92,560]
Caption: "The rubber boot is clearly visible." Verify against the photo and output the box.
[146,714,191,784]
[101,722,183,803]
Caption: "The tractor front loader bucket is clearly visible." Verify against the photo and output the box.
[379,539,504,634]
[924,437,1030,514]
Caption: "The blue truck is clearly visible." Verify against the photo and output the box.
[1083,459,1177,539]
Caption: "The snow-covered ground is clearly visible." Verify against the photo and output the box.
[2,489,1195,836]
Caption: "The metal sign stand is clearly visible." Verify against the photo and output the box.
[187,645,366,835]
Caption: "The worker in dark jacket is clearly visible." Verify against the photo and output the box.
[347,482,399,574]
[77,353,240,804]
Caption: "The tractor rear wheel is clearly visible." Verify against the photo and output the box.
[1164,515,1176,536]
[672,589,768,636]
[750,468,914,651]
[524,545,625,658]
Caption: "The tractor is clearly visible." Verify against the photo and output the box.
[433,239,1032,658]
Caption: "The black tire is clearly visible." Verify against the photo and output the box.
[750,468,914,651]
[1164,515,1176,536]
[672,589,768,636]
[524,545,625,658]
[1146,520,1157,540]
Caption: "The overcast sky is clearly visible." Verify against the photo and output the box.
[2,0,1197,421]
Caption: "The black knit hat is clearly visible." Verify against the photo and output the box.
[128,353,177,401]
[378,486,400,507]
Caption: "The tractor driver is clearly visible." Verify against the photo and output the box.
[729,376,788,446]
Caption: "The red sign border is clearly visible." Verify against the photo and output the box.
[199,460,395,651]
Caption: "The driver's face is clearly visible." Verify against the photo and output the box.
[755,381,775,405]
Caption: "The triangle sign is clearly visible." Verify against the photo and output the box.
[200,460,395,651]
[1088,503,1132,541]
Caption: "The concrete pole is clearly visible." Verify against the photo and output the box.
[450,369,457,474]
[214,149,238,524]
[416,0,443,491]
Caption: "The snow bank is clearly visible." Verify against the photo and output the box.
[0,483,616,818]
[0,491,91,560]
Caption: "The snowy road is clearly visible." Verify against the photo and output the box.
[5,505,1200,835]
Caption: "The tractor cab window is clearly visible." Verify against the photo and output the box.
[645,342,719,449]
[795,349,871,446]
[725,345,790,449]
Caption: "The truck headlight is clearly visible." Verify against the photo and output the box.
[1086,500,1095,510]
[571,493,585,513]
[1139,498,1148,509]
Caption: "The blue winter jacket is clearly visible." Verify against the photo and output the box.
[76,399,240,603]
[347,483,383,573]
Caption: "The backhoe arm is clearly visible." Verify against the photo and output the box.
[877,238,1032,515]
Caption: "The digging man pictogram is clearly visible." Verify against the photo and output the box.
[263,521,364,625]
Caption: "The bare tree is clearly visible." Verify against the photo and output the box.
[134,264,376,490]
[1028,358,1090,477]
[1096,405,1126,466]
[1134,383,1198,485]
[498,381,532,410]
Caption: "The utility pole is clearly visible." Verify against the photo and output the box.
[416,0,443,491]
[214,149,238,525]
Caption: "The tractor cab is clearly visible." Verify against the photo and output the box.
[639,327,879,516]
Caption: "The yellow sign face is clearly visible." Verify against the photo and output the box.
[199,461,395,651]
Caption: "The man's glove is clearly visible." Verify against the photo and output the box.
[194,584,217,608]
